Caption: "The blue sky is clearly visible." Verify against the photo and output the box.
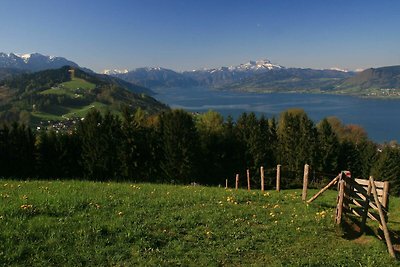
[0,0,399,72]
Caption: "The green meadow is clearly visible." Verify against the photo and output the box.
[0,180,399,266]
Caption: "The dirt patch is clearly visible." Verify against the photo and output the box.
[340,216,363,240]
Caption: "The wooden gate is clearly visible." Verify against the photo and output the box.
[335,175,394,258]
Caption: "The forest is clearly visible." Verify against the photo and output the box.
[1,107,399,193]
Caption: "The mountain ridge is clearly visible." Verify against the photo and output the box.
[107,59,355,90]
[0,52,81,72]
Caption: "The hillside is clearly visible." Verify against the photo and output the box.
[0,66,167,125]
[218,68,353,92]
[113,67,199,88]
[0,180,398,266]
[334,66,400,97]
[0,68,26,81]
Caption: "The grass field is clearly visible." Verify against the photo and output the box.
[0,180,399,266]
[40,77,96,98]
[31,102,110,122]
[61,78,96,90]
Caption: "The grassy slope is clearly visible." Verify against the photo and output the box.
[61,78,96,90]
[31,102,109,122]
[0,180,399,266]
[33,77,108,121]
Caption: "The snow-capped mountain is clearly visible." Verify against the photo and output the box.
[195,59,283,74]
[102,69,129,75]
[104,59,286,88]
[0,52,80,71]
[228,59,283,72]
[105,58,355,90]
[180,59,284,87]
[328,67,349,73]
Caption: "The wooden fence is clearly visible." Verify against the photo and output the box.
[228,167,396,258]
[229,163,308,193]
[335,175,394,257]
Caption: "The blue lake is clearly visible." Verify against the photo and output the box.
[153,87,400,143]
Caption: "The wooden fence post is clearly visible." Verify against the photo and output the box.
[302,164,310,201]
[260,166,265,192]
[361,180,372,233]
[382,181,390,222]
[382,181,390,210]
[335,179,345,224]
[247,169,251,191]
[235,174,239,190]
[276,164,281,192]
[369,176,395,258]
[225,179,228,189]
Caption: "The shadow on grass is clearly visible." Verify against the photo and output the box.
[340,214,400,259]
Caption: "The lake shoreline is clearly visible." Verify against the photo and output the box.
[153,87,400,143]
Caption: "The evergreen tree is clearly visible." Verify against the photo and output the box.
[277,109,317,183]
[221,115,243,184]
[268,117,278,167]
[196,110,233,184]
[0,124,10,177]
[158,109,199,184]
[317,118,340,175]
[36,130,82,179]
[8,123,36,178]
[120,108,161,182]
[371,145,400,194]
[36,130,58,178]
[358,140,377,179]
[77,109,122,180]
[338,140,362,177]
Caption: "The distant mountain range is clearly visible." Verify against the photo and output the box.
[0,53,81,72]
[106,60,400,97]
[106,59,355,92]
[1,52,399,98]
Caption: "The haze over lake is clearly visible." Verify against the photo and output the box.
[153,87,400,143]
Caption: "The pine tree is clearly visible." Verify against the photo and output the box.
[317,118,340,175]
[77,109,122,180]
[196,110,226,184]
[277,109,317,184]
[158,110,199,184]
[371,146,400,194]
[120,107,160,182]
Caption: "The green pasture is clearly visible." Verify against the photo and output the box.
[0,180,399,266]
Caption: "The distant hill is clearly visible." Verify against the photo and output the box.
[337,65,400,91]
[0,66,168,125]
[111,67,199,88]
[0,68,26,81]
[217,68,354,92]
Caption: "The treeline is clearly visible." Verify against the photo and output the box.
[1,108,399,192]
